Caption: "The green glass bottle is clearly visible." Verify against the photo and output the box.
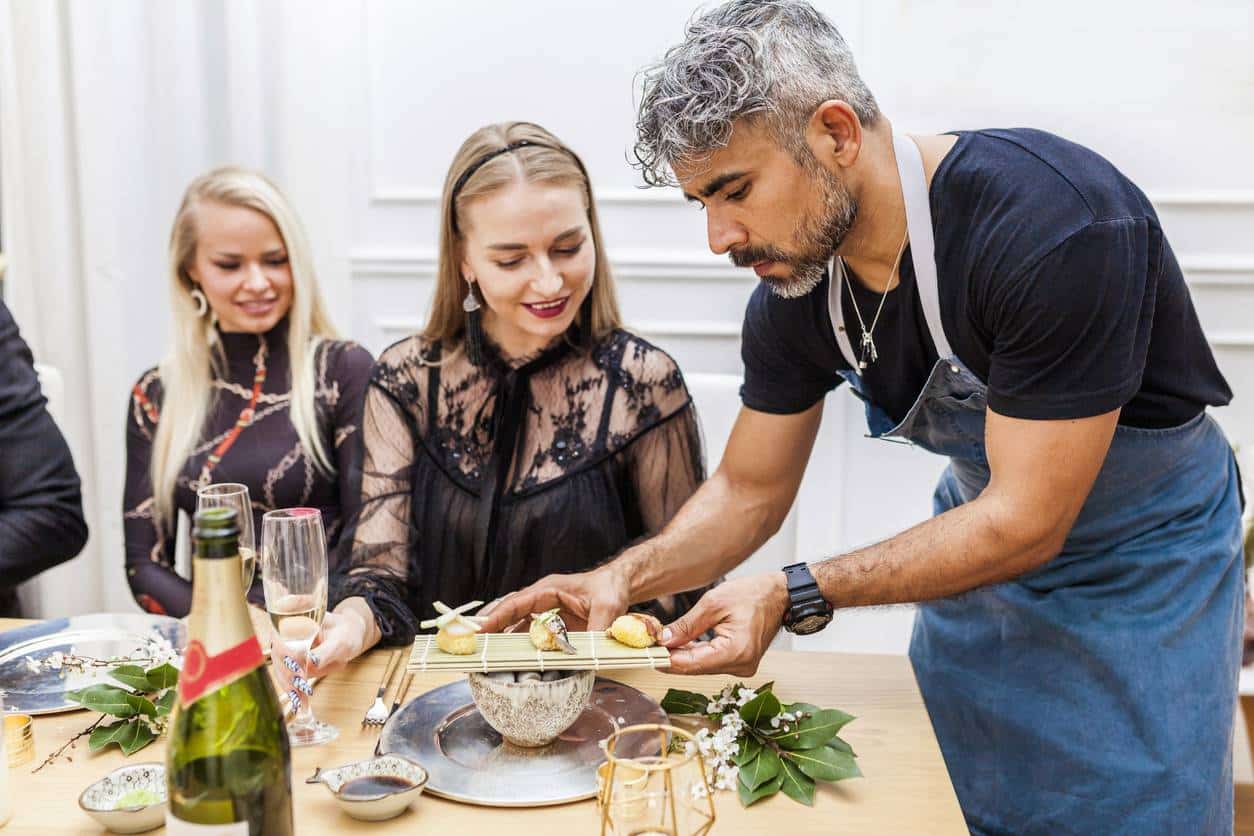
[166,507,293,835]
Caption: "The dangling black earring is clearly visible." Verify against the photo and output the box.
[463,282,484,365]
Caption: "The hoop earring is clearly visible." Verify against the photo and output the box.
[463,282,484,365]
[189,287,209,317]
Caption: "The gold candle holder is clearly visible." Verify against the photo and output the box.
[4,713,33,768]
[598,723,715,836]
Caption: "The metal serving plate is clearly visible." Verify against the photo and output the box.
[0,613,185,715]
[379,676,666,807]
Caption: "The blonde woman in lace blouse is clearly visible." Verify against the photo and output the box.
[279,122,711,685]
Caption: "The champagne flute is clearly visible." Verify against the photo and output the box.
[197,483,256,590]
[261,507,338,747]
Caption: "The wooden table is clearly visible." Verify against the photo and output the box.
[0,618,964,834]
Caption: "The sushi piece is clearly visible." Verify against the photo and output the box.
[529,608,577,655]
[607,613,663,649]
[420,600,485,655]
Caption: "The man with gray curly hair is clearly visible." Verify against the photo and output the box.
[634,0,875,300]
[483,2,1239,832]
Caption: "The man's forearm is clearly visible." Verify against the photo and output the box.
[611,469,788,603]
[811,491,1067,609]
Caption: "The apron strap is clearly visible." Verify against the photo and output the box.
[893,133,953,360]
[827,257,860,370]
[828,134,953,368]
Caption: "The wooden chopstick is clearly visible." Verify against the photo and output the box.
[387,671,414,721]
[378,649,402,699]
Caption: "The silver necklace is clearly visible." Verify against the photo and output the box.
[841,231,910,370]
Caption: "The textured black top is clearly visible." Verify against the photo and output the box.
[333,329,711,645]
[742,129,1230,428]
[0,301,88,616]
[124,319,373,617]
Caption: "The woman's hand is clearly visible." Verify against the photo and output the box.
[268,602,375,711]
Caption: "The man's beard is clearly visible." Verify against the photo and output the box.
[730,164,857,300]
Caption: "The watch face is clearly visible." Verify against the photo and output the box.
[792,613,832,635]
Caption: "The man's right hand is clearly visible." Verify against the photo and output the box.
[478,563,632,633]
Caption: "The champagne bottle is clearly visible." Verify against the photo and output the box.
[166,507,294,835]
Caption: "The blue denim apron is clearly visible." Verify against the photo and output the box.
[827,135,1244,835]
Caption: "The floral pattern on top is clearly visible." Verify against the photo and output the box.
[334,328,712,646]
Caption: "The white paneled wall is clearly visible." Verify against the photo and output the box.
[3,1,1250,632]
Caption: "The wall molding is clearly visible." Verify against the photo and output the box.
[350,248,747,282]
[1182,255,1254,287]
[1183,256,1254,271]
[370,187,681,207]
[364,187,1254,210]
[1151,192,1254,208]
[1210,334,1254,349]
[351,250,1254,285]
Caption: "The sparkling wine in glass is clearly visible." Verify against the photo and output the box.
[197,483,256,590]
[261,507,338,747]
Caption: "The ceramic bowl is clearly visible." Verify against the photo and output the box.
[77,762,167,834]
[468,669,595,747]
[306,754,428,821]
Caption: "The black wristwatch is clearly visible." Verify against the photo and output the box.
[781,562,834,635]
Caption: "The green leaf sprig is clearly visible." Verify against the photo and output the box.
[661,682,860,807]
[64,662,180,757]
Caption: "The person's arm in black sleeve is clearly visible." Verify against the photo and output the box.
[325,341,374,568]
[0,301,88,584]
[122,373,187,616]
[329,367,421,647]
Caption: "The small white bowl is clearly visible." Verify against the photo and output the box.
[306,754,428,821]
[78,762,167,834]
[468,669,595,747]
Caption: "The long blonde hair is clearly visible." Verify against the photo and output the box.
[426,121,621,345]
[151,166,338,528]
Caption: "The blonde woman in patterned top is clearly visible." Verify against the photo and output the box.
[123,167,373,617]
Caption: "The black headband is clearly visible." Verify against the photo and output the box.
[451,140,549,203]
[448,138,589,235]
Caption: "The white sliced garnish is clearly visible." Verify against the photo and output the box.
[420,600,485,631]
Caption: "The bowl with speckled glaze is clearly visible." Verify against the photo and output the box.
[77,762,167,834]
[467,669,595,747]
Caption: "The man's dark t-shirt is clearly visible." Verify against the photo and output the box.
[740,129,1231,428]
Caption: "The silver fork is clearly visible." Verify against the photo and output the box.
[362,650,402,728]
[374,672,415,756]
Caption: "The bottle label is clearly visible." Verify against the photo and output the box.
[179,636,264,706]
[165,814,248,834]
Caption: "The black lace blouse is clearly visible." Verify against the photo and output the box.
[124,320,373,617]
[333,329,709,645]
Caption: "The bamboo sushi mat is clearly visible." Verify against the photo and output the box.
[407,631,671,673]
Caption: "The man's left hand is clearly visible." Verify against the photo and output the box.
[661,572,790,676]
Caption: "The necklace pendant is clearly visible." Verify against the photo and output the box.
[859,331,878,367]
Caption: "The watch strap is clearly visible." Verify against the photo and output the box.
[781,562,831,625]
